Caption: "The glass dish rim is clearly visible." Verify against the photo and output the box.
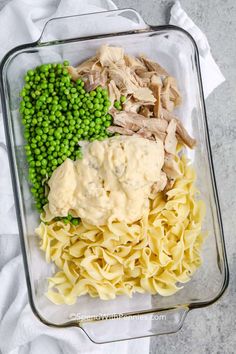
[0,10,229,331]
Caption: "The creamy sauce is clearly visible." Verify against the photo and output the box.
[47,135,164,226]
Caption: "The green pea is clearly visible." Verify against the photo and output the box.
[41,159,47,167]
[84,119,90,125]
[104,121,111,127]
[54,132,61,139]
[41,169,47,175]
[114,101,120,109]
[87,102,93,110]
[71,218,79,226]
[95,118,102,124]
[95,110,101,117]
[52,159,57,165]
[34,148,40,155]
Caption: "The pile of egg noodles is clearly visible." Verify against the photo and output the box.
[36,155,205,305]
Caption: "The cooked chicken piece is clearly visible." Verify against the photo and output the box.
[81,70,107,91]
[67,66,80,81]
[97,44,124,67]
[123,98,155,114]
[150,171,167,198]
[107,125,155,141]
[164,178,175,192]
[161,77,175,112]
[75,56,98,74]
[139,106,153,118]
[135,69,157,85]
[151,75,162,86]
[112,111,168,134]
[109,66,138,94]
[162,95,175,112]
[123,98,144,113]
[162,77,172,111]
[168,77,182,106]
[107,126,134,135]
[140,55,169,76]
[108,80,121,106]
[136,128,154,140]
[133,87,156,103]
[128,69,147,89]
[124,54,146,70]
[132,72,147,87]
[164,120,177,155]
[153,131,166,142]
[162,109,196,149]
[163,154,182,179]
[150,75,162,118]
[161,76,182,111]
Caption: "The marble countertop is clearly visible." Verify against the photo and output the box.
[113,1,236,353]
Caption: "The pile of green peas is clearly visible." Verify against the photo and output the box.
[20,61,113,211]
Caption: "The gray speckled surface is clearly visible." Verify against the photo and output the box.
[113,1,236,353]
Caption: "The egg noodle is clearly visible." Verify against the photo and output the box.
[36,155,205,305]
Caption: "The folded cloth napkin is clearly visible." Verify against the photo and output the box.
[170,1,225,98]
[0,1,225,353]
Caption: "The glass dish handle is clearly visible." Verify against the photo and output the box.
[38,9,149,44]
[79,307,189,343]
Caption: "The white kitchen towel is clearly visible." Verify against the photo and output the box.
[0,1,225,354]
[170,0,225,98]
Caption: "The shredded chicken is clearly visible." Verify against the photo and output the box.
[107,126,134,136]
[112,111,168,134]
[133,87,156,103]
[163,154,182,179]
[162,109,196,149]
[135,69,157,80]
[124,54,146,71]
[135,128,154,140]
[150,75,162,118]
[67,66,80,81]
[168,77,182,106]
[165,120,177,155]
[140,55,169,76]
[123,98,146,113]
[68,45,197,193]
[139,106,153,118]
[97,45,124,67]
[108,80,121,106]
[164,178,175,192]
[81,70,106,91]
[109,66,138,94]
[132,72,147,87]
[161,77,180,112]
[75,56,98,74]
[153,131,166,142]
[150,171,167,197]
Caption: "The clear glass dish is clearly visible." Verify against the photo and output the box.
[0,9,229,343]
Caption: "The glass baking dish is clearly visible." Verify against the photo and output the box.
[0,9,229,343]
